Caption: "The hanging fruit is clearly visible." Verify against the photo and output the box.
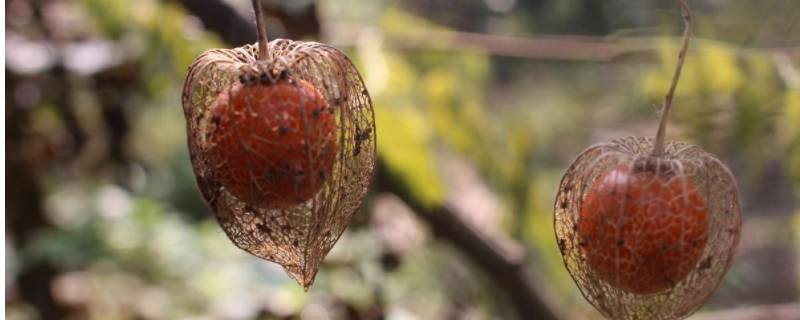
[182,0,375,290]
[205,78,338,209]
[553,1,741,319]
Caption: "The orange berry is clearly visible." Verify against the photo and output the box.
[206,78,337,209]
[578,165,709,294]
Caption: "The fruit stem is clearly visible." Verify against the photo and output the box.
[652,0,692,157]
[251,0,271,61]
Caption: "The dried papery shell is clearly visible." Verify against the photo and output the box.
[554,136,741,320]
[182,39,376,289]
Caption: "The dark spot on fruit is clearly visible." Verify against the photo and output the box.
[264,169,276,183]
[293,170,306,186]
[699,257,712,270]
[353,128,372,156]
[278,126,289,136]
[256,221,271,235]
[333,97,343,106]
[359,128,372,140]
[617,239,624,247]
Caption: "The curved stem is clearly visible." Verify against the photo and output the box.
[251,0,270,61]
[652,0,692,157]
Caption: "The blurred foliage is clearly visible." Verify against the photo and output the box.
[6,0,800,319]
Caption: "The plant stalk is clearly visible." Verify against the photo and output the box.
[251,0,270,61]
[652,0,692,157]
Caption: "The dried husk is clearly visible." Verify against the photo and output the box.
[554,136,741,319]
[182,39,376,289]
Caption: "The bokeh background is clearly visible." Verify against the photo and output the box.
[6,0,800,319]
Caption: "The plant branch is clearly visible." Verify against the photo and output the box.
[652,0,692,156]
[375,163,561,320]
[325,22,800,61]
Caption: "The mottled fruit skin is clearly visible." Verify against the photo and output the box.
[206,78,337,209]
[579,166,709,294]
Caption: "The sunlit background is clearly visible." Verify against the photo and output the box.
[6,0,800,319]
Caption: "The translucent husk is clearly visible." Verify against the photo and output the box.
[182,40,376,289]
[554,136,741,319]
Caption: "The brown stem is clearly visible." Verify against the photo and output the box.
[652,0,692,157]
[251,0,270,61]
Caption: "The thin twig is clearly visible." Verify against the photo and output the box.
[652,0,692,156]
[251,0,270,61]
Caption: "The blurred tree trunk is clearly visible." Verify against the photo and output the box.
[7,71,70,320]
[93,61,142,181]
